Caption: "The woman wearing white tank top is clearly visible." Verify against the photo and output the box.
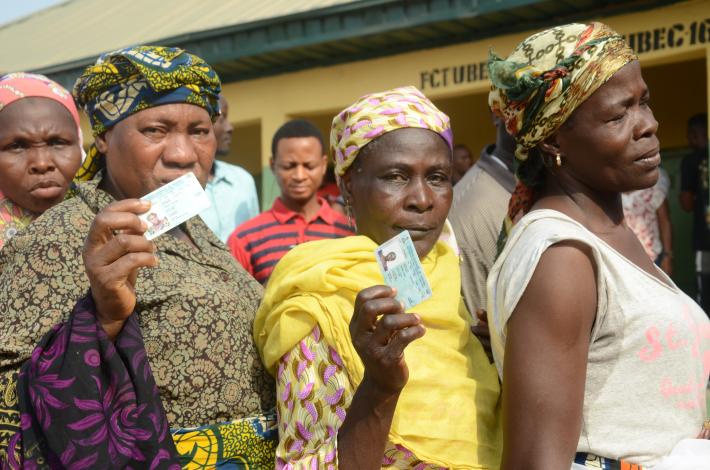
[485,22,710,469]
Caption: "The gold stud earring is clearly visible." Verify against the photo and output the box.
[555,154,562,167]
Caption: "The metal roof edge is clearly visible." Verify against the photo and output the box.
[33,0,545,76]
[33,0,683,89]
[0,0,73,30]
[30,0,400,75]
[217,0,682,82]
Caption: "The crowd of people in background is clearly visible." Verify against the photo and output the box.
[0,20,708,470]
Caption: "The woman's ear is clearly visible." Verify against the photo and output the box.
[94,131,110,154]
[538,135,560,160]
[338,170,353,203]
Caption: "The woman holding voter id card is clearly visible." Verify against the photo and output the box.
[0,47,275,468]
[255,86,502,469]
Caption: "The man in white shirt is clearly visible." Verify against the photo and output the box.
[200,94,259,242]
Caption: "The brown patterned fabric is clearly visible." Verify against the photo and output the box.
[0,174,275,460]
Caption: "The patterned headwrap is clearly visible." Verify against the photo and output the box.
[330,86,453,176]
[72,45,221,181]
[0,72,84,153]
[488,22,636,231]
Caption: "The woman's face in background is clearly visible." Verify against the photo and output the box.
[0,97,82,213]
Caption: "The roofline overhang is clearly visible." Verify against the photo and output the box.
[34,0,682,89]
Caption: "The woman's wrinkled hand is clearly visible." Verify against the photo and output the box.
[82,199,158,340]
[350,285,426,395]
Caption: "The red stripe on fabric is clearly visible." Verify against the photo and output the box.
[234,205,354,284]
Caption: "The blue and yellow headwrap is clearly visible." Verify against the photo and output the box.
[72,45,221,181]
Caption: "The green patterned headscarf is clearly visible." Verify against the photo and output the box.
[488,22,636,164]
[72,46,221,181]
[488,22,637,247]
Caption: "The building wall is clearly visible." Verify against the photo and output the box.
[219,0,710,209]
[213,0,710,293]
[69,0,710,293]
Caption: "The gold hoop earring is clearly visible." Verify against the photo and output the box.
[555,154,562,167]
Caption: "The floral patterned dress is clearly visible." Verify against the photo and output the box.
[0,175,275,467]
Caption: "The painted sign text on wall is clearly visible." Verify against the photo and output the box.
[420,61,488,90]
[419,18,710,91]
[622,18,710,54]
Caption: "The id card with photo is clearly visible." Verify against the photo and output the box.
[375,230,432,310]
[138,172,211,240]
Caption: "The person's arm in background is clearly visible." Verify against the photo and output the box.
[657,199,673,276]
[680,192,695,212]
[654,169,673,275]
[679,155,696,212]
[501,241,597,470]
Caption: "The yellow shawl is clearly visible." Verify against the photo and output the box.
[254,235,501,469]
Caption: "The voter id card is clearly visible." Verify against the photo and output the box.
[138,172,211,240]
[375,230,432,310]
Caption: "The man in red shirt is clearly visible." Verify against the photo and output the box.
[228,119,354,284]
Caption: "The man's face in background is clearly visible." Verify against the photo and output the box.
[214,95,234,156]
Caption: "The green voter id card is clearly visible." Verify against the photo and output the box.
[138,172,211,240]
[375,230,432,310]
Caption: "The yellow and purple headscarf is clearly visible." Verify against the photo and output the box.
[488,22,636,226]
[72,45,221,181]
[330,86,452,176]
